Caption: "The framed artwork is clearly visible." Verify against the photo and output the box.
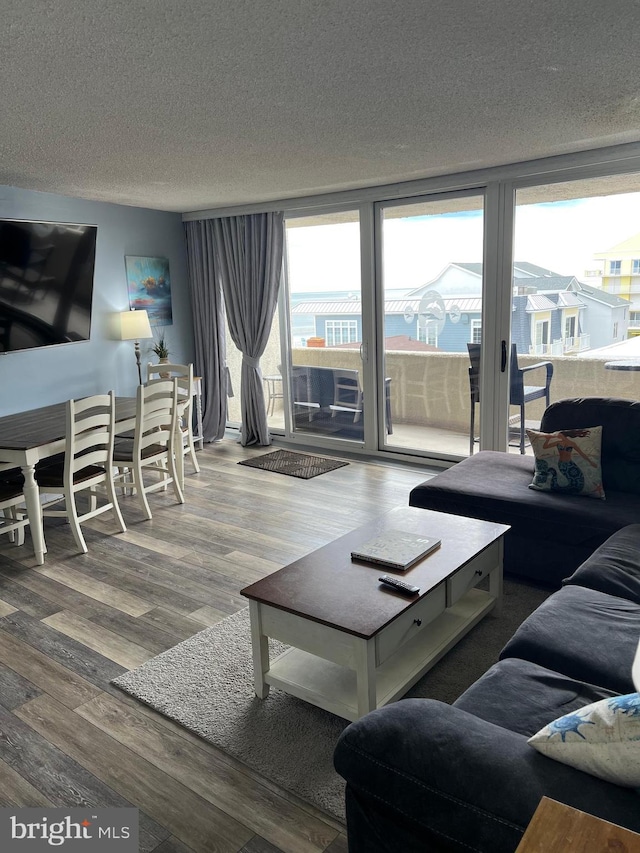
[125,255,173,326]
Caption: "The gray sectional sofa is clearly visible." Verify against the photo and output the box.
[409,397,640,587]
[334,524,640,852]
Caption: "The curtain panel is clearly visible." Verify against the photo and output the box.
[213,212,284,446]
[183,219,228,442]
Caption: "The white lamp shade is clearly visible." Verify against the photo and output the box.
[119,309,153,341]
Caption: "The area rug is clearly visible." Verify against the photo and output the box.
[112,580,549,822]
[238,449,349,479]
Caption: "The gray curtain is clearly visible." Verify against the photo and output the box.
[213,212,284,446]
[184,220,228,442]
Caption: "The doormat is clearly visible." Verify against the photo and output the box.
[238,449,349,479]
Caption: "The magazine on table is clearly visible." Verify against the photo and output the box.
[351,529,441,571]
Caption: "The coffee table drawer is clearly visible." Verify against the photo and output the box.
[376,582,446,665]
[447,544,499,606]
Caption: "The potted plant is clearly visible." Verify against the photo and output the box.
[152,332,169,363]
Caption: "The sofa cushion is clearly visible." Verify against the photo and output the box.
[500,585,640,694]
[528,692,640,787]
[563,524,640,605]
[454,657,618,737]
[409,451,640,548]
[334,699,640,853]
[541,397,640,496]
[527,425,605,500]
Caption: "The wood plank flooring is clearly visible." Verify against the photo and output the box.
[0,439,432,852]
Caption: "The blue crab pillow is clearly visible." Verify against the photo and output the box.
[526,425,605,500]
[528,693,640,786]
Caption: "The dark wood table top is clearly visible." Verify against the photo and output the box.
[604,359,640,371]
[241,506,509,639]
[0,398,137,451]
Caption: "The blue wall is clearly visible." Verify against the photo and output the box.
[0,186,192,415]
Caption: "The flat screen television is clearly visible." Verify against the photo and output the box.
[0,218,97,353]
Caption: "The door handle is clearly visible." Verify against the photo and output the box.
[501,340,507,372]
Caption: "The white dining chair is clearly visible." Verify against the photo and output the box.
[146,362,200,475]
[113,377,184,520]
[35,392,126,554]
[0,463,29,546]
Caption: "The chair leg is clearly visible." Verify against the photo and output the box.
[105,475,127,534]
[168,451,185,505]
[520,404,526,454]
[469,401,475,456]
[185,423,200,473]
[132,464,153,520]
[67,494,88,554]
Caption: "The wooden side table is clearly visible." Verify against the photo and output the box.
[516,797,640,852]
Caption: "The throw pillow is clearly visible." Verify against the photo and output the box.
[526,425,605,500]
[528,693,640,786]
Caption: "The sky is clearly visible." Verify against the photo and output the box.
[285,191,640,295]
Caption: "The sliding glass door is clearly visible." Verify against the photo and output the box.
[511,173,640,454]
[377,192,486,458]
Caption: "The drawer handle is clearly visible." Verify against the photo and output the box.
[413,619,422,627]
[475,570,483,576]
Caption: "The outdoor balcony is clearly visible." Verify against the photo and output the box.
[229,345,640,459]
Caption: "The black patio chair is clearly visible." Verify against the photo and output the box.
[467,343,553,455]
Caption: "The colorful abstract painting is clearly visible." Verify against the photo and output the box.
[125,256,173,326]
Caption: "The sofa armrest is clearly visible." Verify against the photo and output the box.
[334,699,640,853]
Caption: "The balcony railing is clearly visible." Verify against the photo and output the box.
[529,334,590,356]
[228,342,640,455]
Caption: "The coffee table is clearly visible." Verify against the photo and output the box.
[241,506,509,721]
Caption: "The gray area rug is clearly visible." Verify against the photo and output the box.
[237,449,349,479]
[113,580,550,822]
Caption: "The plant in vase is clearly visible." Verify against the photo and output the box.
[152,332,170,377]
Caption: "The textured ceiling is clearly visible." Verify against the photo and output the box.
[2,0,640,213]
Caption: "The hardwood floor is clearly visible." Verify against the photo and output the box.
[0,439,431,852]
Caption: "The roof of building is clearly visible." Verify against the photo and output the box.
[512,261,563,278]
[515,275,578,291]
[568,281,629,307]
[593,231,640,257]
[526,294,557,312]
[538,290,585,308]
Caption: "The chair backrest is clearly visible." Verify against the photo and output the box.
[147,362,194,418]
[332,369,362,409]
[468,343,525,403]
[135,378,178,457]
[147,362,193,395]
[509,344,526,401]
[64,393,115,483]
[467,344,480,402]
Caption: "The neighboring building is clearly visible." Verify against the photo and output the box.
[566,281,629,350]
[291,262,628,354]
[594,231,640,330]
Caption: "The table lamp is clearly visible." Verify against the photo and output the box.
[118,309,153,384]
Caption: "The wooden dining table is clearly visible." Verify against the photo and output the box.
[0,396,170,565]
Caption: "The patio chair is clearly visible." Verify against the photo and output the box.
[468,343,553,455]
[330,369,363,423]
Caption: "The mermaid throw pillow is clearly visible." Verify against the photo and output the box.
[526,426,605,500]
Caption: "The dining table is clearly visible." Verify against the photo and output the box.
[0,395,185,565]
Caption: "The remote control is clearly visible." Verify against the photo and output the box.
[378,575,420,596]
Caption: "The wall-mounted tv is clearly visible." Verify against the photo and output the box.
[0,218,97,354]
